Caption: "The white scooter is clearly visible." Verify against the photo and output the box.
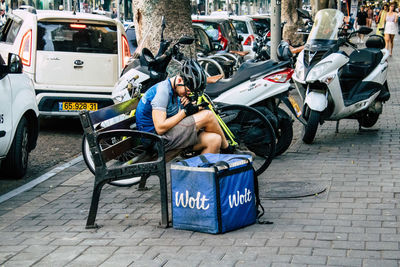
[292,9,390,144]
[205,44,303,156]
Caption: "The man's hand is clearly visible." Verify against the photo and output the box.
[184,102,199,116]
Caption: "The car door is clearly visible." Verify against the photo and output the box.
[0,72,12,157]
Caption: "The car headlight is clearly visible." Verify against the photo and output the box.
[307,61,332,81]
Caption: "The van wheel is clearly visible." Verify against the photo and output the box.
[1,117,29,179]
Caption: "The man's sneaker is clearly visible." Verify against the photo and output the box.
[221,144,255,161]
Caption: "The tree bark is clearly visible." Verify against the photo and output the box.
[281,0,303,46]
[132,0,193,55]
[311,0,329,17]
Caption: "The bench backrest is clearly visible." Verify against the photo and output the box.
[79,98,141,172]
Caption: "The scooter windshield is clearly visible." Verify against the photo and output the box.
[307,9,344,45]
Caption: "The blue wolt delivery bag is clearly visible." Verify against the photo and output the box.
[170,153,257,234]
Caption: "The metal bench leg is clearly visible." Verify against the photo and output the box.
[158,166,169,228]
[86,179,107,229]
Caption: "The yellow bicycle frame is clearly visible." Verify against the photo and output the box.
[197,94,238,146]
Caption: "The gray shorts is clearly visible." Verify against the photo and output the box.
[162,115,198,151]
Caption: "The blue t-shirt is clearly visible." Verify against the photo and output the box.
[136,79,181,133]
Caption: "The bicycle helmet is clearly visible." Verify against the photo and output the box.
[277,41,293,61]
[180,59,207,94]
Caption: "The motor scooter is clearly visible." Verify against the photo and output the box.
[292,9,390,144]
[206,41,304,156]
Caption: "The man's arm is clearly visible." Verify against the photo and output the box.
[152,109,186,135]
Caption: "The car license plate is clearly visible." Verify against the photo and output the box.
[60,102,98,111]
[288,95,302,117]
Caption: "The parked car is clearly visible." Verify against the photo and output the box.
[0,53,39,179]
[247,14,270,35]
[192,15,243,52]
[228,16,259,60]
[193,24,236,77]
[0,8,130,117]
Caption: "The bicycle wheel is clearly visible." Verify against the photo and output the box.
[82,135,142,187]
[218,104,276,175]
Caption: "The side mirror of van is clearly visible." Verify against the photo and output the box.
[7,53,23,74]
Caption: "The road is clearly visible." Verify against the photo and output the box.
[0,117,83,195]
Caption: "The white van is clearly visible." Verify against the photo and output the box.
[0,8,130,116]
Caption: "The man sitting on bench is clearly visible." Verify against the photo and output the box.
[136,59,237,154]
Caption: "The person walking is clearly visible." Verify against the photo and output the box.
[367,6,374,27]
[384,3,398,56]
[377,4,388,36]
[355,6,368,42]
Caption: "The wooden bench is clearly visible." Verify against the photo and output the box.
[79,98,183,229]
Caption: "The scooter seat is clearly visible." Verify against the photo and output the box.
[205,60,290,98]
[346,49,383,77]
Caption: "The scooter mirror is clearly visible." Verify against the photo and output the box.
[178,36,195,45]
[357,26,373,35]
[296,8,312,21]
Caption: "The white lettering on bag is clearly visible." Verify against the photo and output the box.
[229,188,252,208]
[175,190,210,210]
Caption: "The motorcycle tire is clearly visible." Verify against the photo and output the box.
[358,112,380,128]
[275,107,294,156]
[253,106,293,156]
[219,104,276,176]
[302,109,320,144]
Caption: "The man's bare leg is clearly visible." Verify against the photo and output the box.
[193,110,229,149]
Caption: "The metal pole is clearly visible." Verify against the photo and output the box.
[205,0,208,15]
[270,0,281,61]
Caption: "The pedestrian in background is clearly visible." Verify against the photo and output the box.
[356,6,368,42]
[367,6,374,27]
[384,3,398,56]
[377,4,388,36]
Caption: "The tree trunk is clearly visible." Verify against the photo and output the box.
[311,0,329,17]
[132,0,193,55]
[281,0,303,46]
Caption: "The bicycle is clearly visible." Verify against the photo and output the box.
[82,75,276,184]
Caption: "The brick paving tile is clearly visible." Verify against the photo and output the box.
[0,32,400,267]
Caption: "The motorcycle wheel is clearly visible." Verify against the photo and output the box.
[219,104,276,176]
[253,106,293,156]
[82,135,142,187]
[357,112,380,128]
[302,109,320,144]
[275,107,294,156]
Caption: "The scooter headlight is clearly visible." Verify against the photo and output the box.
[307,61,332,81]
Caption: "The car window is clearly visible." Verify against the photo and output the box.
[194,27,211,52]
[223,21,234,40]
[249,20,257,34]
[125,27,137,53]
[232,20,248,34]
[36,22,117,54]
[193,22,219,41]
[0,18,23,44]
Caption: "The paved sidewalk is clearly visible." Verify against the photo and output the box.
[1,40,400,267]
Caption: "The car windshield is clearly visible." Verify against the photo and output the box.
[36,21,117,54]
[194,27,211,53]
[232,20,248,34]
[307,9,344,43]
[194,22,219,41]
